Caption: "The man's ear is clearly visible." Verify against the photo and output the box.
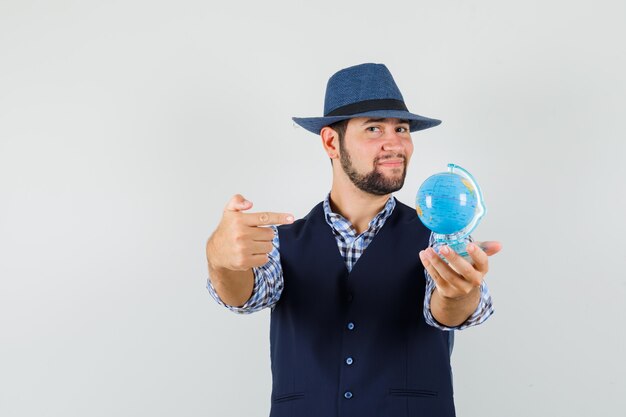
[320,126,339,159]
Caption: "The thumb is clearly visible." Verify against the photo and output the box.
[475,241,502,256]
[225,194,253,212]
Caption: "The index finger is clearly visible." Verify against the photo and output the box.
[241,211,295,227]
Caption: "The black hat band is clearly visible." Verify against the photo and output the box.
[324,99,408,117]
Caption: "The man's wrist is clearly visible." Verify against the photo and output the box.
[206,235,226,273]
[431,286,481,328]
[436,285,481,304]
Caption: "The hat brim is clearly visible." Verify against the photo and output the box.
[292,110,441,135]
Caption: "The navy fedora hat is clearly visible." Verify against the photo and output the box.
[292,63,442,135]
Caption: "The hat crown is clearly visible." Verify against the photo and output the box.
[323,63,405,116]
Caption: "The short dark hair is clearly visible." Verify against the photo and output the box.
[327,119,349,166]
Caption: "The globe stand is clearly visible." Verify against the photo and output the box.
[432,232,475,267]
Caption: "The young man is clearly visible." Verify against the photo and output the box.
[206,63,502,417]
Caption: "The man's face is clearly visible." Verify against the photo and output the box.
[338,117,413,196]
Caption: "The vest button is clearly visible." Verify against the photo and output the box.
[344,391,353,399]
[347,322,355,331]
[346,357,353,365]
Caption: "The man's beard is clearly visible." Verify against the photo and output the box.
[339,140,407,196]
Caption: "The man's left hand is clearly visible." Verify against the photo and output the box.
[419,241,502,300]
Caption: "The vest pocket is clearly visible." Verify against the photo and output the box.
[272,391,305,403]
[384,388,450,417]
[389,388,438,398]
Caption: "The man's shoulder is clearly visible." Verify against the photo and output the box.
[276,201,324,233]
[390,197,432,240]
[393,197,414,213]
[392,197,420,220]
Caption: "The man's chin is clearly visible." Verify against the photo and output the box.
[379,169,405,181]
[376,180,405,194]
[385,175,406,192]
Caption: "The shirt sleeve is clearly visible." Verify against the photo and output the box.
[206,225,284,314]
[422,232,494,330]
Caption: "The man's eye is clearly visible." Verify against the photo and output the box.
[366,126,381,132]
[397,126,409,133]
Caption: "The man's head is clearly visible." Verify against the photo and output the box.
[322,117,413,196]
[291,63,440,196]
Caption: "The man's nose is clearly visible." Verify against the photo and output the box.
[381,129,405,150]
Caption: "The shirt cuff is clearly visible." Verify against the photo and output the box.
[206,268,262,315]
[423,278,494,331]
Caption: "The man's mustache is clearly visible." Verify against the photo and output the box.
[376,154,406,164]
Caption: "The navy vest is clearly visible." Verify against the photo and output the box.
[271,199,456,417]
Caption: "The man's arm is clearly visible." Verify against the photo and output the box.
[431,285,480,327]
[207,225,284,314]
[423,273,494,330]
[205,194,290,314]
[420,233,500,329]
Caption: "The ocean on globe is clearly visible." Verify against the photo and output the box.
[415,172,478,235]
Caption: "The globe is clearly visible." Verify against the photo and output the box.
[415,164,487,265]
[415,172,478,235]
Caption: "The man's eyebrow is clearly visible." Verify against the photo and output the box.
[361,118,410,125]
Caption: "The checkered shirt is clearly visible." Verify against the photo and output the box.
[207,192,493,330]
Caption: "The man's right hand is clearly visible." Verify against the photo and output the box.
[206,194,295,272]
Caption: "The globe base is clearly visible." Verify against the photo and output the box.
[432,233,474,267]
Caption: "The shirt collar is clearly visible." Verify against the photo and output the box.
[322,191,396,233]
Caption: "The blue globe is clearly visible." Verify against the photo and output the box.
[416,172,478,235]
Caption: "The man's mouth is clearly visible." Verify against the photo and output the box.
[378,159,404,167]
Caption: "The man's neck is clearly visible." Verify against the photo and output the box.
[328,185,391,235]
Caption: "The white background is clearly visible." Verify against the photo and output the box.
[1,1,625,416]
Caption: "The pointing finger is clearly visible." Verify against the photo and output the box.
[242,211,295,227]
[225,194,253,212]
